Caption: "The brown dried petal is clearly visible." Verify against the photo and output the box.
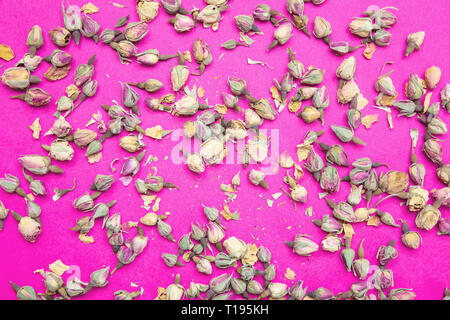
[44,65,71,81]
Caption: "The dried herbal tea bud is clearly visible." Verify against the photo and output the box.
[400,220,422,249]
[336,56,356,80]
[26,25,43,57]
[340,237,355,272]
[10,282,38,300]
[268,23,293,50]
[192,39,212,75]
[373,267,394,291]
[313,16,332,43]
[169,14,195,33]
[300,66,324,85]
[376,240,398,266]
[62,2,82,45]
[251,98,276,120]
[197,5,226,28]
[2,67,41,90]
[11,211,41,243]
[235,15,260,33]
[137,0,160,22]
[330,41,361,56]
[312,215,343,234]
[124,21,148,42]
[285,234,319,257]
[49,26,71,47]
[248,169,268,189]
[349,17,374,38]
[81,15,100,43]
[415,204,441,231]
[331,125,365,145]
[321,234,342,253]
[406,73,425,101]
[405,31,425,57]
[19,155,62,175]
[423,139,443,164]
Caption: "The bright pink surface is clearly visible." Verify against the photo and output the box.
[0,0,448,300]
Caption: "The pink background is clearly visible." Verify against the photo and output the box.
[0,0,448,300]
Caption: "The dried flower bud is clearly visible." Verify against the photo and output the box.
[331,201,359,223]
[423,139,443,164]
[253,4,271,21]
[74,63,94,87]
[73,129,97,148]
[373,268,394,290]
[200,137,226,165]
[223,236,248,259]
[17,53,42,72]
[124,22,148,42]
[286,0,304,16]
[288,280,307,300]
[409,163,425,186]
[340,238,355,272]
[137,0,159,22]
[89,266,110,288]
[248,169,268,188]
[111,40,138,60]
[406,186,429,212]
[373,29,392,46]
[376,240,398,266]
[301,66,324,85]
[10,283,38,300]
[157,219,175,242]
[120,134,144,153]
[235,15,260,33]
[415,204,440,230]
[19,155,60,175]
[85,140,102,157]
[379,171,409,194]
[437,218,450,236]
[330,41,359,56]
[17,215,41,243]
[321,235,342,252]
[406,73,425,101]
[171,64,189,92]
[427,117,447,135]
[49,27,71,47]
[405,31,425,57]
[285,235,319,257]
[423,66,441,90]
[337,79,360,104]
[401,220,422,249]
[2,67,39,90]
[349,18,374,38]
[73,193,94,212]
[312,215,343,234]
[268,23,293,50]
[320,165,340,193]
[81,15,100,42]
[249,98,275,120]
[268,283,288,299]
[440,84,450,113]
[336,56,356,81]
[170,14,195,32]
[26,25,43,56]
[197,5,222,28]
[431,187,450,207]
[209,273,232,294]
[247,280,264,295]
[313,16,332,41]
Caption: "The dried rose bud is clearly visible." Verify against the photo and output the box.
[26,25,43,57]
[251,98,276,120]
[248,169,268,189]
[88,266,110,288]
[440,84,450,113]
[19,155,62,175]
[253,4,271,21]
[290,184,308,203]
[120,134,144,153]
[49,26,71,47]
[158,219,175,242]
[286,0,304,16]
[408,163,425,186]
[373,267,394,290]
[352,240,370,280]
[349,18,374,38]
[405,31,425,57]
[231,278,247,297]
[62,2,82,44]
[379,171,409,194]
[376,240,398,266]
[74,62,94,87]
[312,86,329,109]
[173,95,199,116]
[321,235,342,252]
[285,235,319,257]
[73,193,95,212]
[132,227,148,255]
[336,56,356,81]
[424,66,441,90]
[170,14,195,32]
[2,67,40,90]
[206,221,225,246]
[105,213,121,233]
[268,283,288,299]
[320,165,340,194]
[10,283,38,300]
[400,220,422,249]
[166,276,185,300]
[423,139,443,164]
[171,63,189,92]
[415,204,440,231]
[12,212,41,243]
[305,149,324,175]
[287,50,305,79]
[406,73,425,101]
[73,129,97,148]
[81,15,100,42]
[268,23,293,50]
[85,140,102,157]
[337,79,360,104]
[100,28,119,44]
[235,15,260,33]
[312,215,343,234]
[406,186,429,212]
[0,201,9,230]
[437,218,450,236]
[209,273,232,295]
[373,29,392,46]
[375,71,397,96]
[192,39,212,75]
[91,174,114,192]
[427,117,447,135]
[197,5,224,28]
[0,174,21,194]
[137,0,159,22]
[11,87,51,107]
[431,187,450,207]
[45,139,74,161]
[227,76,249,96]
[161,0,181,15]
[330,41,360,56]
[367,7,397,29]
[247,280,264,295]
[389,288,416,300]
[181,150,205,174]
[313,16,332,43]
[111,41,138,61]
[124,21,149,43]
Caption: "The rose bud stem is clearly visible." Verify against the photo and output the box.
[267,40,279,51]
[159,54,178,61]
[91,191,102,200]
[324,198,336,209]
[110,262,124,276]
[214,242,223,252]
[280,187,297,210]
[373,192,408,208]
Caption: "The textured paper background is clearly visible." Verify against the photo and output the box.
[0,0,448,300]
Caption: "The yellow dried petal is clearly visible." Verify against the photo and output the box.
[343,223,355,240]
[361,114,378,129]
[141,195,156,207]
[297,143,312,162]
[378,93,398,107]
[152,197,161,212]
[110,2,126,8]
[49,259,70,276]
[221,204,233,220]
[387,112,393,129]
[285,267,296,280]
[140,212,158,226]
[29,118,41,140]
[79,233,95,243]
[367,215,381,227]
[88,152,102,164]
[212,22,219,31]
[363,42,376,59]
[214,104,227,114]
[270,86,281,102]
[197,86,205,98]
[423,92,432,113]
[160,93,175,104]
[80,2,99,14]
[182,251,192,263]
[128,221,139,228]
[241,243,258,265]
[0,44,14,61]
[145,125,164,140]
[288,99,302,113]
[183,51,192,63]
[155,287,167,300]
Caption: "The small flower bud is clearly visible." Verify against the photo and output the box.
[49,27,71,47]
[405,31,425,57]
